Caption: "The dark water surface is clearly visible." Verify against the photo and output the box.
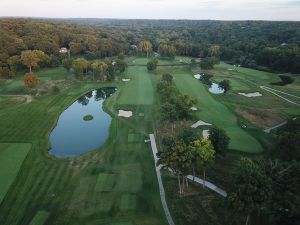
[49,87,116,158]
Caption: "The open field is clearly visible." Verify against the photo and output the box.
[0,143,31,203]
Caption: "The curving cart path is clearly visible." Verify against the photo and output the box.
[149,134,228,225]
[149,134,175,225]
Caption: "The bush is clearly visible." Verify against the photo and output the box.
[272,75,294,86]
[52,85,60,93]
[83,115,93,121]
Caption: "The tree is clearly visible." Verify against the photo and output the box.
[219,79,230,93]
[228,158,272,225]
[115,59,128,73]
[258,159,300,224]
[91,60,108,81]
[189,138,215,186]
[23,73,39,88]
[158,44,176,59]
[209,44,221,57]
[200,57,217,69]
[178,128,199,145]
[62,58,73,72]
[157,141,192,195]
[209,126,230,156]
[73,58,89,76]
[162,73,173,83]
[20,50,49,73]
[275,131,300,161]
[138,41,152,57]
[147,58,158,71]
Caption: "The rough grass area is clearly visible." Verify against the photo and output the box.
[0,143,31,203]
[117,66,154,105]
[95,174,117,192]
[29,211,50,225]
[120,194,137,211]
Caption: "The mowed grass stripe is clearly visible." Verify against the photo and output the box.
[2,163,51,225]
[28,210,50,225]
[0,143,31,203]
[118,66,154,105]
[95,174,116,192]
[173,71,263,153]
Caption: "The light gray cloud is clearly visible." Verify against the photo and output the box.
[0,0,299,20]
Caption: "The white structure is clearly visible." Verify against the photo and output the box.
[118,110,133,118]
[59,47,68,54]
[238,92,262,98]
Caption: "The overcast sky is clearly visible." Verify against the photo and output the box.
[1,0,300,21]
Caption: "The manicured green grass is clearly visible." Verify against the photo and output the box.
[171,68,263,153]
[212,77,251,91]
[29,211,50,225]
[37,67,69,80]
[117,66,154,105]
[0,81,166,225]
[120,194,137,211]
[128,133,141,143]
[126,56,193,66]
[0,143,31,203]
[95,173,116,192]
[215,62,278,82]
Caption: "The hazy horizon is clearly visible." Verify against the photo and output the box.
[1,0,300,21]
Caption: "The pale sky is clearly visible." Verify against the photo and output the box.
[0,0,300,21]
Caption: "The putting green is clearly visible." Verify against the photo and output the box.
[0,143,31,203]
[118,66,154,105]
[29,211,50,225]
[173,72,263,153]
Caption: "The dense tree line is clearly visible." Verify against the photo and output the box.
[1,19,300,78]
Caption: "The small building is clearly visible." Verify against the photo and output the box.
[59,47,68,54]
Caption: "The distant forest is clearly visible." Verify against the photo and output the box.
[1,18,300,74]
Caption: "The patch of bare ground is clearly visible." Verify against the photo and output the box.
[235,107,285,128]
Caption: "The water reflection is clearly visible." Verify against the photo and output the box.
[49,87,117,158]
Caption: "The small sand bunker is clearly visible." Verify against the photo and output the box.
[227,69,234,71]
[190,107,198,111]
[118,110,133,118]
[122,79,131,82]
[238,92,262,98]
[191,120,212,128]
[202,130,210,138]
[194,74,202,80]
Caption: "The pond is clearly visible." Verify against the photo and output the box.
[49,87,117,158]
[209,82,225,94]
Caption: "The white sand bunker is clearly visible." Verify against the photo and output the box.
[122,79,131,82]
[202,130,210,138]
[191,120,212,128]
[190,107,198,111]
[118,110,133,118]
[238,92,262,98]
[194,74,202,80]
